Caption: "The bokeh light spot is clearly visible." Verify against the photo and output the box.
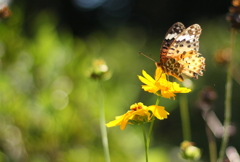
[51,90,69,110]
[73,0,106,10]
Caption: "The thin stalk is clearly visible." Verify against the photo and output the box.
[147,117,155,149]
[180,94,191,141]
[146,96,161,151]
[98,81,111,162]
[142,124,149,162]
[217,28,236,162]
[155,96,161,105]
[206,125,217,162]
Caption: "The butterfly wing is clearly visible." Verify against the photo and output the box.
[158,23,205,81]
[179,52,205,79]
[166,24,201,59]
[160,22,186,64]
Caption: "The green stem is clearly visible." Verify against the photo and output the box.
[206,125,217,162]
[142,124,148,162]
[217,28,235,162]
[155,96,161,105]
[98,81,111,162]
[147,117,155,150]
[180,94,191,141]
[146,96,161,151]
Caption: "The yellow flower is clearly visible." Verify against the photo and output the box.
[106,102,169,130]
[138,67,191,99]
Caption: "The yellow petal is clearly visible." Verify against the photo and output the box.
[106,115,125,127]
[170,82,192,93]
[155,67,166,80]
[148,105,170,120]
[141,85,159,93]
[142,70,155,83]
[119,113,132,130]
[138,75,154,86]
[106,112,133,130]
[161,90,176,99]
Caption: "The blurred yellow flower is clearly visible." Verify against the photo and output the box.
[106,102,169,130]
[138,68,191,99]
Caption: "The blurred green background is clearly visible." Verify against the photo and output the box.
[0,0,240,162]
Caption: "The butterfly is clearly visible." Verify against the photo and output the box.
[155,22,205,82]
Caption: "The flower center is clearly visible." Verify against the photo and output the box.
[131,105,142,111]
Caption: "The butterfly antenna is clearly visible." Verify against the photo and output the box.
[139,52,157,62]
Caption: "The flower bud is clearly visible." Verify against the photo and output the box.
[226,0,240,29]
[90,59,111,80]
[185,146,201,160]
[180,141,201,160]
